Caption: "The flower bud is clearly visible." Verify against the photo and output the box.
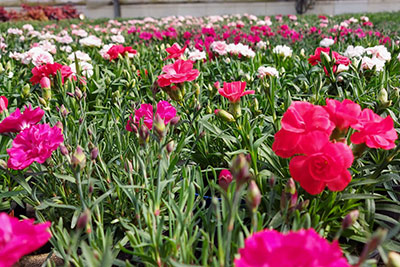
[378,88,388,103]
[166,141,175,154]
[154,113,166,139]
[281,178,297,211]
[342,210,359,230]
[75,88,83,100]
[285,178,296,195]
[21,84,30,98]
[71,145,86,169]
[194,83,200,97]
[125,160,133,174]
[38,97,47,106]
[76,209,90,230]
[214,81,220,90]
[170,116,180,126]
[40,77,51,89]
[230,154,251,187]
[59,105,69,117]
[247,180,261,211]
[139,125,149,145]
[0,96,8,113]
[0,63,3,73]
[388,252,400,267]
[214,109,235,122]
[0,159,7,169]
[91,147,99,161]
[218,169,233,191]
[59,144,69,156]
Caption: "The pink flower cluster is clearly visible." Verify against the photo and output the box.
[0,105,63,170]
[272,99,397,195]
[126,100,177,131]
[0,213,51,267]
[235,228,350,267]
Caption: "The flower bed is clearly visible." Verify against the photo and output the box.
[1,11,400,266]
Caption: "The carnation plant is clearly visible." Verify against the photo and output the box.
[1,11,400,267]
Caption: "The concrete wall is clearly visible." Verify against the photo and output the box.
[2,0,400,18]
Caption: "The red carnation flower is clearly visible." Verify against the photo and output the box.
[107,45,137,61]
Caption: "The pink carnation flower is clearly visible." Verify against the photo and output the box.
[0,212,51,267]
[156,100,177,125]
[133,103,154,129]
[7,124,64,170]
[324,99,361,130]
[157,59,200,87]
[164,43,187,60]
[126,101,177,131]
[218,81,255,103]
[351,108,397,150]
[0,105,44,133]
[235,228,350,267]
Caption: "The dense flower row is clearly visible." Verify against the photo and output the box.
[0,12,399,267]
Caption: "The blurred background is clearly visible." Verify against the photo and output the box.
[1,0,400,19]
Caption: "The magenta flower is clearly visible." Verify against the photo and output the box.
[157,59,200,87]
[156,100,177,125]
[0,105,44,133]
[133,103,154,129]
[218,169,233,191]
[351,108,397,150]
[7,124,64,170]
[235,228,350,267]
[218,81,255,103]
[0,212,51,267]
[127,101,177,131]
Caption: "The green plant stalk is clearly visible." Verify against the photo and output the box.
[74,170,86,210]
[224,185,245,266]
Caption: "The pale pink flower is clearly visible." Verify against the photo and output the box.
[211,41,228,56]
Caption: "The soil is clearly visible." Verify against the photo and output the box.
[17,254,63,267]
